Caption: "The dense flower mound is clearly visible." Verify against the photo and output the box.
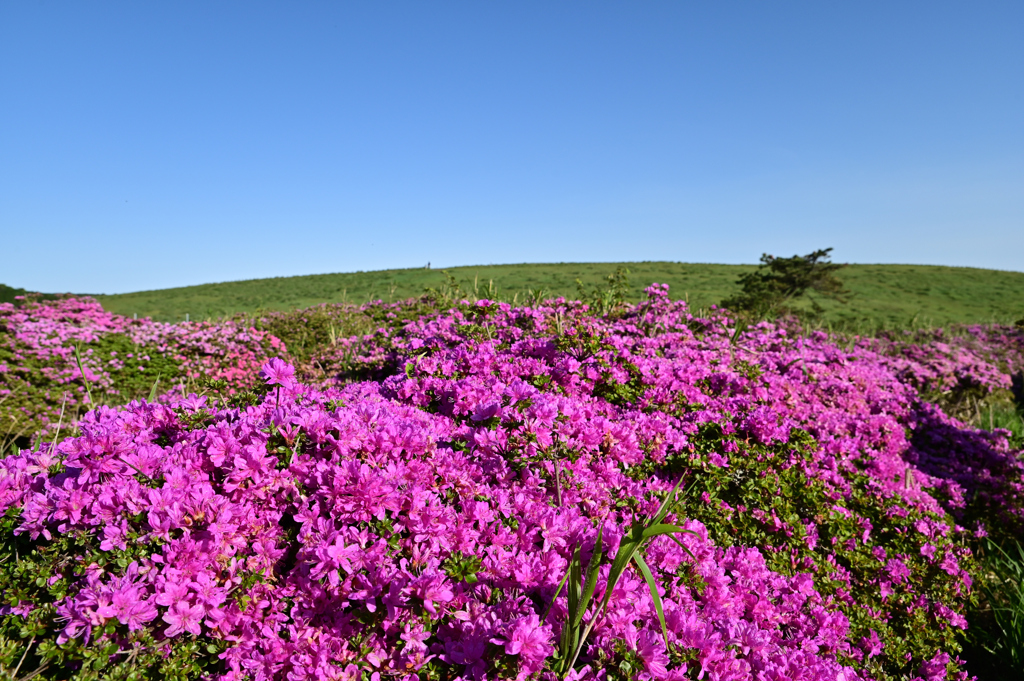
[0,297,285,445]
[316,287,1024,539]
[860,325,1024,422]
[1,376,858,681]
[0,287,1022,680]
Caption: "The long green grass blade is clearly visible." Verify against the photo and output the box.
[977,537,1024,667]
[633,552,670,649]
[563,545,582,660]
[608,539,641,582]
[668,533,697,560]
[545,560,573,621]
[148,373,162,403]
[651,475,686,525]
[559,597,573,660]
[560,480,691,677]
[568,545,581,623]
[73,345,94,406]
[559,607,573,668]
[574,527,603,629]
[641,523,686,539]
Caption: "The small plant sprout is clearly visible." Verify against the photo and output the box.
[551,476,694,677]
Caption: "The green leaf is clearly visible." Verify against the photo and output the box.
[545,561,573,620]
[148,373,162,403]
[640,523,687,539]
[651,475,686,526]
[668,533,697,560]
[73,344,94,406]
[633,551,670,649]
[564,545,582,657]
[574,527,604,630]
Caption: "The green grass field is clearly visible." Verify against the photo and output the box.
[89,262,1024,329]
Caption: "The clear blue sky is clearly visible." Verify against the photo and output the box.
[2,1,1022,294]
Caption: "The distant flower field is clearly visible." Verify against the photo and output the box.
[1,289,1023,680]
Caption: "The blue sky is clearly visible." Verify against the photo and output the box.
[2,1,1022,294]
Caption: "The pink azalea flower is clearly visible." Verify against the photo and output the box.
[162,600,205,637]
[259,358,295,388]
[495,614,554,669]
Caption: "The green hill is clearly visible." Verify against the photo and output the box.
[0,284,31,304]
[93,262,1024,330]
[1,284,60,305]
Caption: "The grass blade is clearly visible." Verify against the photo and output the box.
[651,475,686,525]
[668,533,697,560]
[607,536,642,589]
[568,545,581,622]
[641,523,687,539]
[633,551,670,649]
[563,545,582,658]
[544,559,573,621]
[560,478,691,677]
[148,373,162,403]
[72,345,94,406]
[47,394,68,458]
[574,527,603,629]
[977,538,1024,668]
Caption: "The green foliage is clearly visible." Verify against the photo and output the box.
[72,345,93,406]
[0,333,184,455]
[592,362,646,407]
[0,285,29,305]
[422,271,473,308]
[938,377,1024,447]
[441,552,483,585]
[643,423,975,680]
[551,479,694,678]
[965,538,1024,677]
[0,508,227,680]
[92,262,1024,331]
[82,334,184,405]
[574,267,631,316]
[253,298,439,368]
[0,286,60,305]
[0,340,67,455]
[721,248,849,319]
[195,376,273,411]
[976,396,1024,450]
[254,305,375,365]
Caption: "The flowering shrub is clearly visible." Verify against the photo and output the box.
[0,287,1022,679]
[861,327,1023,425]
[0,298,285,449]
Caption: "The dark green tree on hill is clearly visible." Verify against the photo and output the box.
[722,247,849,319]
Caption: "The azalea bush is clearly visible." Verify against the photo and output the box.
[0,287,1022,679]
[0,297,285,453]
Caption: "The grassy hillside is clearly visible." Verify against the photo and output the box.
[1,284,60,305]
[0,284,30,304]
[93,262,1024,329]
[94,263,749,320]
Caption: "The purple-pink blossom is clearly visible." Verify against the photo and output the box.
[2,286,1019,680]
[162,600,205,637]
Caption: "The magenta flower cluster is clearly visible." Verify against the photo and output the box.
[1,377,858,680]
[1,287,1022,680]
[0,297,284,440]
